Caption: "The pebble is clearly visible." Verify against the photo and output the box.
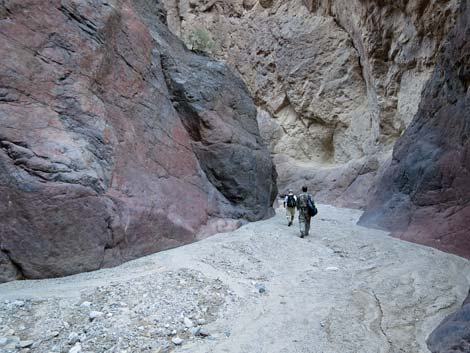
[12,300,25,307]
[183,317,194,328]
[199,328,210,337]
[197,318,206,325]
[190,327,201,336]
[69,342,82,353]
[255,283,266,294]
[68,332,80,345]
[79,301,92,308]
[19,340,34,348]
[89,311,103,320]
[325,266,339,272]
[171,337,183,345]
[0,337,8,346]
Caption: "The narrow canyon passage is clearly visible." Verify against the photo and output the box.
[1,205,468,353]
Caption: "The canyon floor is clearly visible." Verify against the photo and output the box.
[1,205,469,353]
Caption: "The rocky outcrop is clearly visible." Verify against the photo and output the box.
[0,0,276,282]
[162,0,459,207]
[428,292,470,353]
[360,0,470,259]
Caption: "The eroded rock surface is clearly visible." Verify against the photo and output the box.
[428,292,470,353]
[360,0,470,259]
[0,0,276,282]
[162,0,459,207]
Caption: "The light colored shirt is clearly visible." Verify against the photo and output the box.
[284,194,297,206]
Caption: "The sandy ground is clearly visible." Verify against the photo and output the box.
[1,205,469,353]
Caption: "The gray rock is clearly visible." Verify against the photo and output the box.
[0,337,8,346]
[199,328,211,337]
[69,342,82,353]
[19,340,34,348]
[255,283,266,294]
[89,311,103,320]
[190,327,201,336]
[183,317,194,328]
[171,337,183,345]
[67,332,79,345]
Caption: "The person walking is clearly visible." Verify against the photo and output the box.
[283,189,297,226]
[296,186,316,238]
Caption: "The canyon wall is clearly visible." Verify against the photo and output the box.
[360,0,470,259]
[0,0,277,282]
[162,0,459,207]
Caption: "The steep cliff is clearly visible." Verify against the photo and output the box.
[360,0,470,259]
[162,0,459,207]
[0,0,277,282]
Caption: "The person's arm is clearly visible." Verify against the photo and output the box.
[283,195,287,208]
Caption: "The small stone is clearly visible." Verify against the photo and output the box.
[183,317,194,328]
[255,283,266,293]
[5,336,20,349]
[0,337,8,346]
[197,318,206,325]
[190,327,201,336]
[199,328,210,337]
[69,342,82,353]
[12,300,25,307]
[19,340,34,348]
[171,337,183,345]
[79,301,92,308]
[68,332,79,345]
[89,311,103,320]
[325,266,339,272]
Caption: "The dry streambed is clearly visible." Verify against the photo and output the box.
[0,205,469,353]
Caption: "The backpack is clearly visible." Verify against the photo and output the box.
[297,193,308,208]
[298,193,318,217]
[307,196,318,217]
[286,195,296,208]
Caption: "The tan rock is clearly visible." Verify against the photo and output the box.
[163,0,459,206]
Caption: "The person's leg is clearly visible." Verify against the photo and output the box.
[288,207,295,226]
[286,207,291,225]
[305,217,311,236]
[299,212,306,238]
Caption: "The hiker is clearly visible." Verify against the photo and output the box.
[283,189,297,226]
[296,186,317,238]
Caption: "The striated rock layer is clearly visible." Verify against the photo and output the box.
[359,0,470,259]
[0,0,277,282]
[162,0,459,207]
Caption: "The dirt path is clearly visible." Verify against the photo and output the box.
[1,205,469,353]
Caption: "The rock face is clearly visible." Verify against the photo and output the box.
[0,0,276,282]
[359,0,470,259]
[428,292,470,353]
[162,0,459,207]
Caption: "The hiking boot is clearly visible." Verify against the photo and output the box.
[288,221,292,227]
[300,234,304,238]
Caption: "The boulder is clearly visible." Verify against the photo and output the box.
[0,0,276,282]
